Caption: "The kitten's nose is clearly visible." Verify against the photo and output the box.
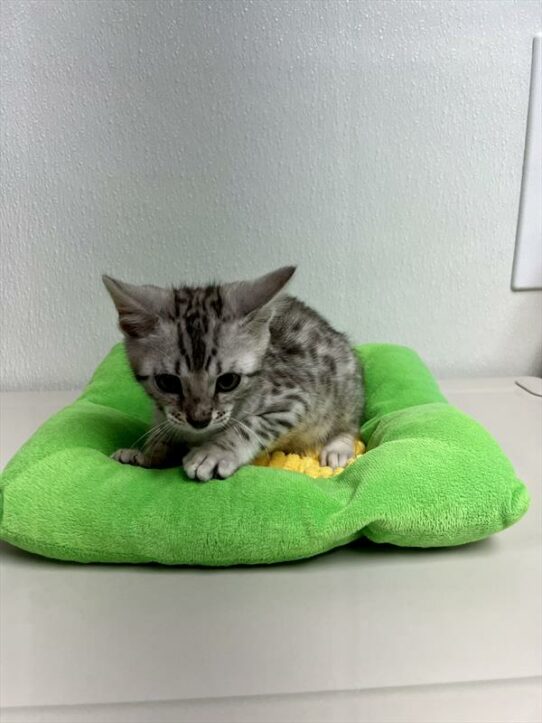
[187,415,211,430]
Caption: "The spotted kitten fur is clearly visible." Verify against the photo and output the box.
[103,267,363,482]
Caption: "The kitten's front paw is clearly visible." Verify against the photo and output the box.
[111,448,149,467]
[320,435,355,469]
[183,446,241,482]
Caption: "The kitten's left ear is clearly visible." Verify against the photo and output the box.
[224,266,296,317]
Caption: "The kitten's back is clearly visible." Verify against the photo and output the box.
[262,295,363,449]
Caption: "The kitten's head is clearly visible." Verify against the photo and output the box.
[103,267,295,438]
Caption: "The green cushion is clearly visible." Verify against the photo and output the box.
[0,344,530,565]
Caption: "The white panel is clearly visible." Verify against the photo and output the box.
[2,678,541,723]
[513,34,542,291]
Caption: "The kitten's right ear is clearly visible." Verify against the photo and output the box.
[224,266,296,318]
[102,275,170,338]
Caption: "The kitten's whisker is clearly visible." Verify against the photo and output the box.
[229,416,267,451]
[131,419,171,450]
[145,422,175,460]
[130,427,159,451]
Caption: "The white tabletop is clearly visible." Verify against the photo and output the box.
[1,378,541,722]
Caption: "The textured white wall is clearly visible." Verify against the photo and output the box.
[1,0,541,391]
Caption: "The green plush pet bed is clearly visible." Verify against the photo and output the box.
[0,344,530,565]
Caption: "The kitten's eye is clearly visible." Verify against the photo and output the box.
[155,374,183,395]
[216,373,241,393]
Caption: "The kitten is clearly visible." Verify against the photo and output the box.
[103,267,363,482]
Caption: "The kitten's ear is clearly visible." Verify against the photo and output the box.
[102,275,171,338]
[224,266,296,317]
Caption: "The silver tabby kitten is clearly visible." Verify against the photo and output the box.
[103,267,363,482]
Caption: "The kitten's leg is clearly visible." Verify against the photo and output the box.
[320,433,356,469]
[110,441,174,468]
[183,406,307,482]
[111,448,150,467]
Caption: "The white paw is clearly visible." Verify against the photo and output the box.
[183,446,241,482]
[320,435,355,469]
[111,448,149,467]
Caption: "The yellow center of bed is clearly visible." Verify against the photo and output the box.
[252,440,365,479]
